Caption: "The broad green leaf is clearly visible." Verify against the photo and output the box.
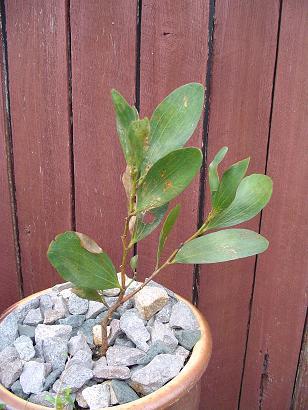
[130,254,138,271]
[127,118,150,170]
[72,287,103,302]
[47,232,120,290]
[208,146,228,200]
[207,174,273,229]
[131,203,169,244]
[111,89,138,163]
[174,229,269,264]
[213,157,250,210]
[137,147,202,212]
[157,204,181,266]
[141,83,204,175]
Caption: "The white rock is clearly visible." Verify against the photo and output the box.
[68,293,89,315]
[0,313,19,351]
[175,345,190,364]
[67,349,93,369]
[0,358,23,388]
[0,346,19,369]
[130,353,184,395]
[43,296,68,324]
[108,319,122,345]
[52,282,73,292]
[150,321,178,351]
[169,301,199,330]
[93,324,108,346]
[42,337,68,370]
[20,361,50,394]
[14,335,35,361]
[86,301,107,319]
[155,301,172,323]
[59,363,93,392]
[60,288,73,299]
[120,310,150,351]
[134,286,169,320]
[82,383,111,409]
[23,308,43,325]
[68,334,91,356]
[93,357,130,380]
[106,345,145,367]
[35,324,72,344]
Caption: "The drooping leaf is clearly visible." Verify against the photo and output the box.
[131,203,169,245]
[47,231,120,290]
[174,229,269,264]
[127,118,150,170]
[141,83,204,175]
[137,147,202,212]
[111,89,138,163]
[208,146,228,200]
[157,204,181,266]
[213,157,250,210]
[72,287,103,302]
[207,174,273,229]
[130,254,138,271]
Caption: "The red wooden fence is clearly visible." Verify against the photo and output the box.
[0,1,307,409]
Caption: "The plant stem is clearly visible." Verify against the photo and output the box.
[100,170,137,355]
[99,181,211,355]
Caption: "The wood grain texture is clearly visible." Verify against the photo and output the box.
[292,313,308,410]
[138,0,209,300]
[5,0,72,295]
[70,0,137,270]
[0,24,20,311]
[198,1,280,408]
[239,1,308,408]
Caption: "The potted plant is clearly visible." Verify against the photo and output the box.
[0,83,272,410]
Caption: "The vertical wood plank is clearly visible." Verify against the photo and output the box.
[5,0,72,295]
[240,1,308,408]
[138,0,209,300]
[0,17,20,311]
[71,0,137,269]
[198,1,280,408]
[292,312,308,410]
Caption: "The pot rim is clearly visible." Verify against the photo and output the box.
[0,287,212,410]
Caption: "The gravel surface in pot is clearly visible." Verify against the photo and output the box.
[0,279,201,409]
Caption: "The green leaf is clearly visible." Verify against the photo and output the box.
[72,287,103,302]
[174,229,269,264]
[44,394,56,405]
[208,146,228,200]
[130,254,138,271]
[111,89,138,163]
[137,147,202,212]
[207,174,273,229]
[213,157,250,211]
[127,118,150,170]
[47,232,120,290]
[141,83,204,175]
[157,204,181,266]
[131,203,168,244]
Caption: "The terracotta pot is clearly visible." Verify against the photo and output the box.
[0,288,212,410]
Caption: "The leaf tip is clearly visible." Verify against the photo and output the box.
[75,232,103,254]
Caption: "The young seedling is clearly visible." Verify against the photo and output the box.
[47,83,272,355]
[45,387,75,410]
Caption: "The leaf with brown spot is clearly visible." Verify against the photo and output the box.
[141,83,204,176]
[137,147,202,212]
[47,232,120,291]
[131,203,169,245]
